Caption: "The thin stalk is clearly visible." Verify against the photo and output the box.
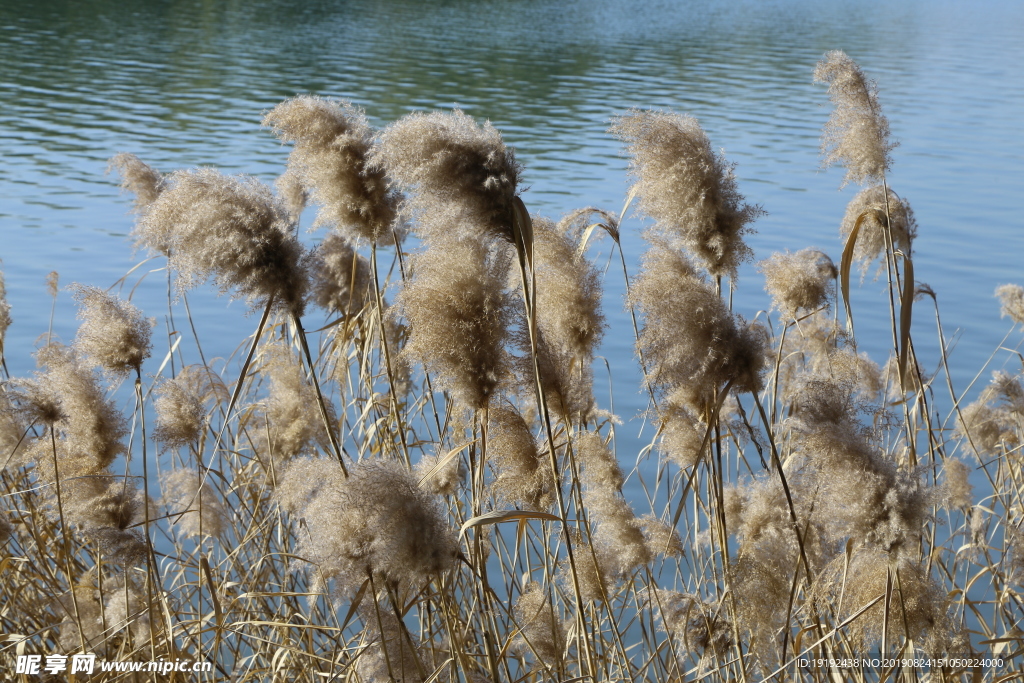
[291,312,348,476]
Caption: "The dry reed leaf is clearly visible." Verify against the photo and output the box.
[459,510,561,539]
[417,440,471,487]
[840,210,875,333]
[898,254,915,391]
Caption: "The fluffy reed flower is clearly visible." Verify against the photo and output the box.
[639,516,684,558]
[160,467,228,538]
[104,575,164,648]
[812,551,960,653]
[728,476,829,656]
[829,347,884,403]
[487,406,553,511]
[71,479,147,566]
[840,185,916,276]
[255,342,334,463]
[137,168,310,316]
[955,372,1023,456]
[560,539,618,603]
[12,345,127,477]
[657,402,705,468]
[71,284,152,378]
[395,239,512,411]
[730,552,792,662]
[610,109,761,280]
[109,152,165,212]
[790,376,930,554]
[57,582,105,652]
[310,231,373,316]
[996,284,1024,325]
[814,51,895,186]
[513,582,567,669]
[264,96,400,244]
[514,216,605,420]
[355,601,426,683]
[656,591,733,659]
[278,458,457,594]
[531,216,604,360]
[578,432,650,576]
[576,431,624,491]
[630,240,766,414]
[759,248,837,318]
[940,459,973,510]
[524,333,598,422]
[0,264,11,352]
[372,109,522,243]
[275,168,307,223]
[414,446,466,497]
[153,366,210,451]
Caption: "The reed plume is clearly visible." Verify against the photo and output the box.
[630,239,766,414]
[263,96,400,244]
[414,446,466,497]
[0,264,11,354]
[73,478,147,566]
[789,375,930,555]
[513,582,567,670]
[355,601,426,683]
[657,591,733,660]
[487,406,554,511]
[610,109,761,280]
[812,550,961,654]
[940,459,973,510]
[515,216,605,420]
[814,50,895,186]
[275,168,307,223]
[109,152,165,212]
[137,168,310,316]
[12,345,127,478]
[759,248,837,318]
[841,185,916,276]
[255,342,334,463]
[70,284,152,378]
[372,109,522,243]
[394,238,513,411]
[152,366,210,451]
[278,458,457,595]
[309,231,373,317]
[996,283,1024,325]
[160,467,228,538]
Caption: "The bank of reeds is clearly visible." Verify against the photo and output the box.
[1,55,1022,682]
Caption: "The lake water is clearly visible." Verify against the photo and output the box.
[2,0,1023,449]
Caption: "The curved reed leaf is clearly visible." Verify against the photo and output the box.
[898,253,915,390]
[459,510,561,539]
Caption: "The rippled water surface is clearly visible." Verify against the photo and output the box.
[2,0,1023,418]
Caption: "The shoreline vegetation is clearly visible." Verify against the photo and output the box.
[2,52,1023,681]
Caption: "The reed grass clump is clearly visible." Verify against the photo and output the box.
[2,53,1021,682]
